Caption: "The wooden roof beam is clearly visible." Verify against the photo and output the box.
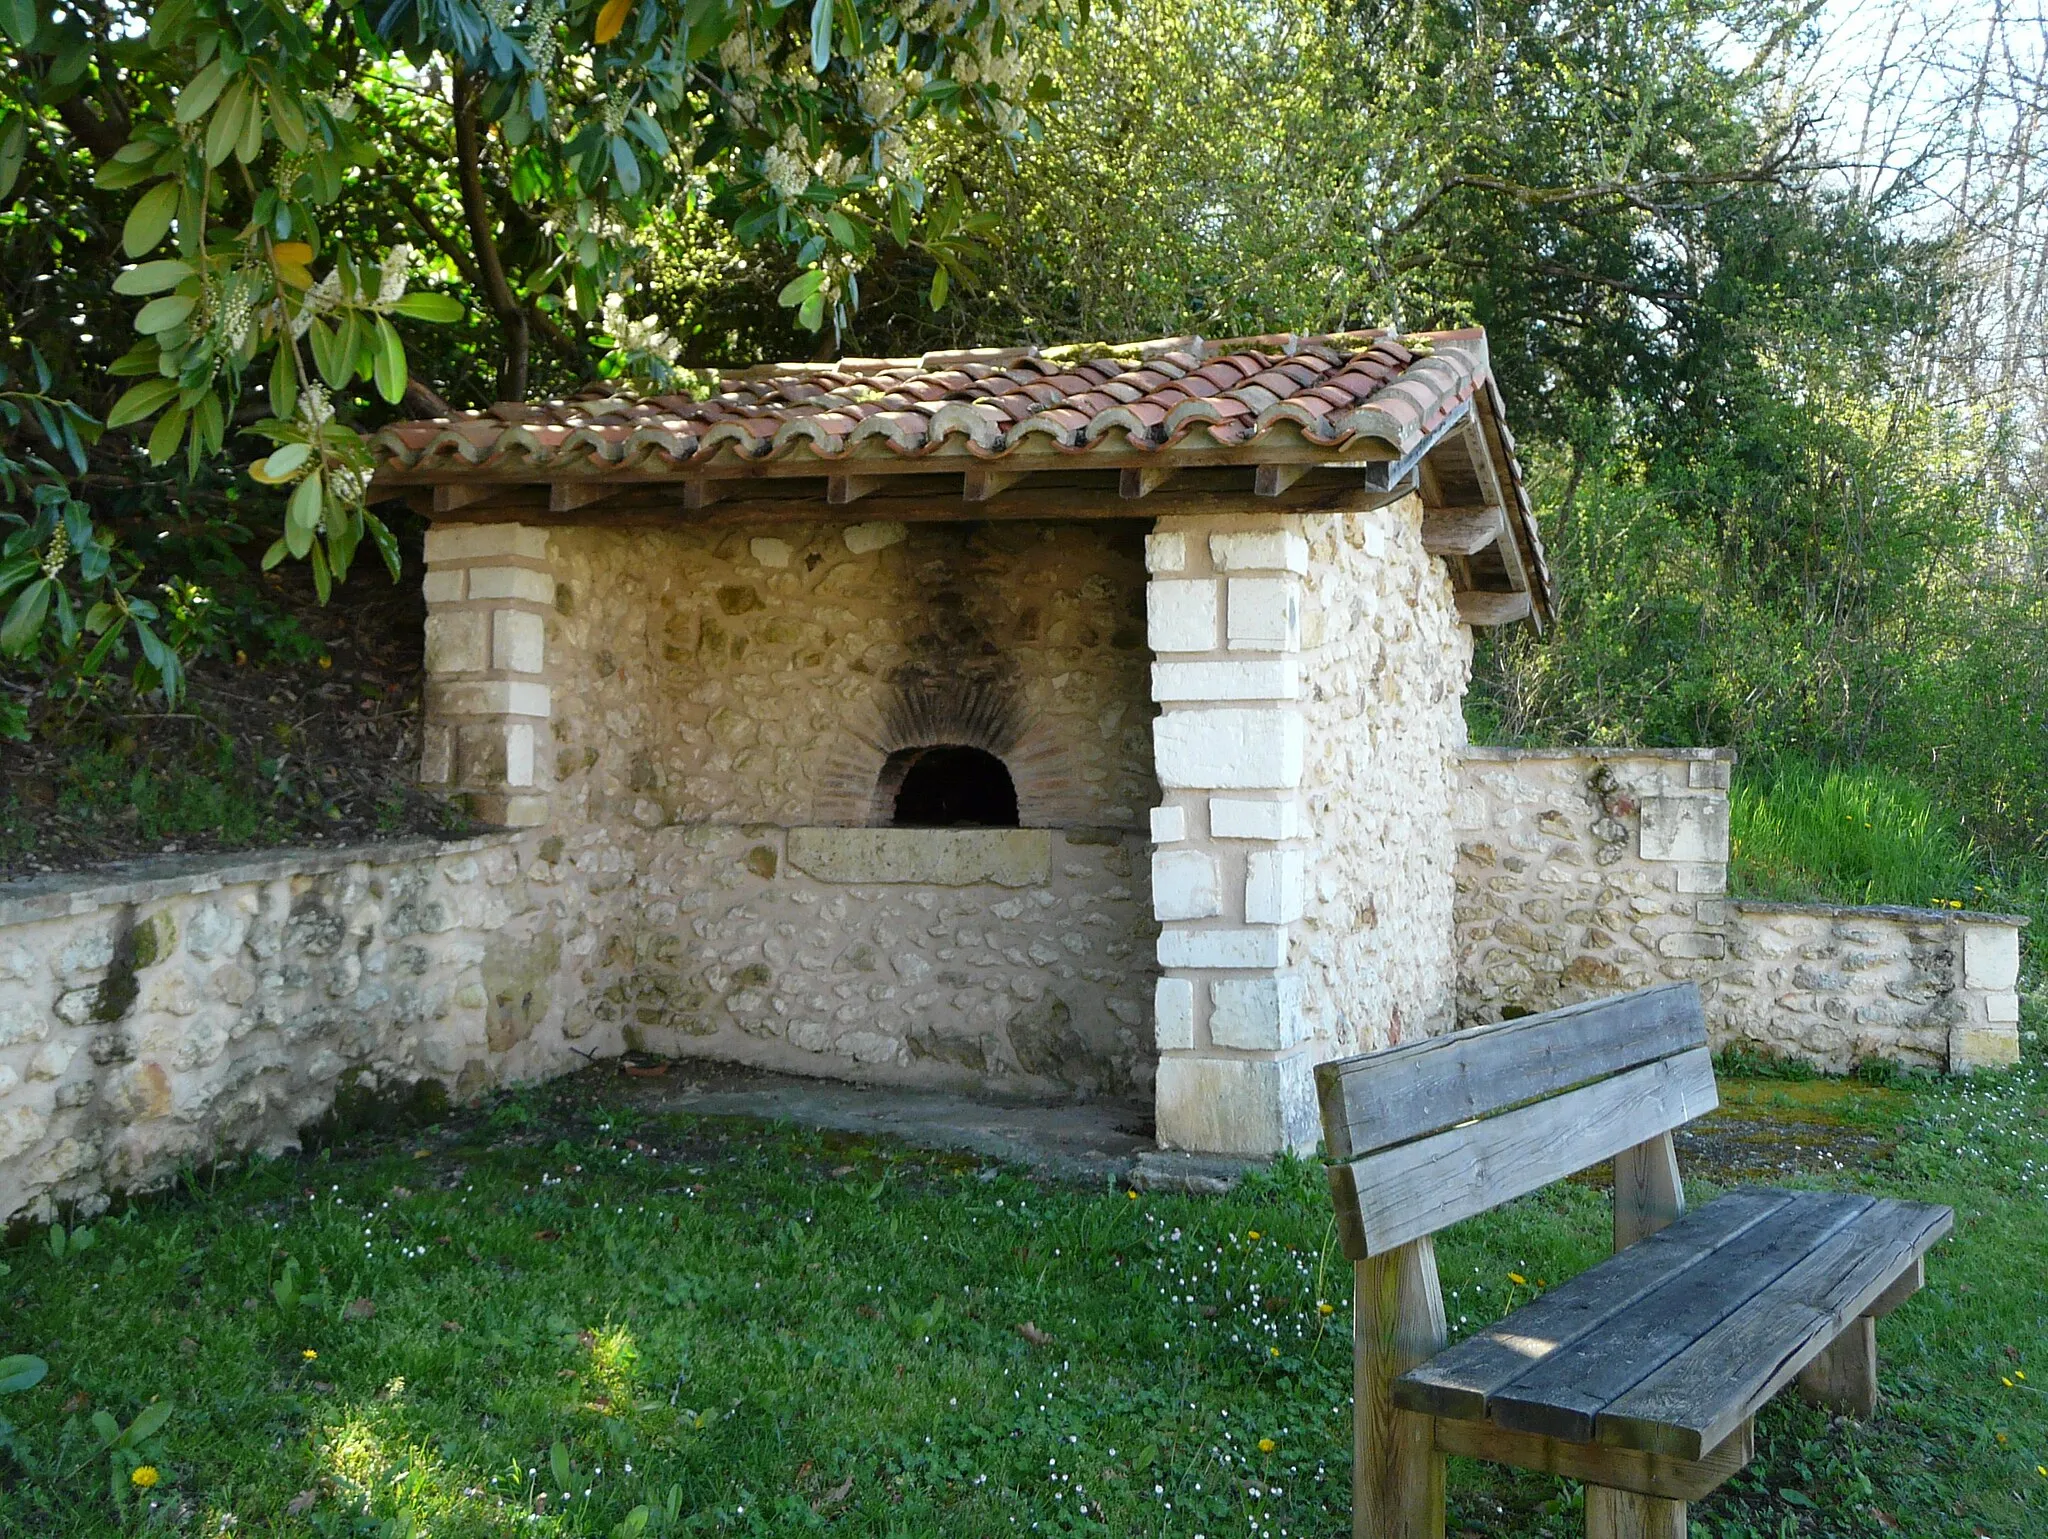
[1422,506,1505,557]
[826,474,886,505]
[1120,466,1178,499]
[1457,590,1533,627]
[963,466,1030,502]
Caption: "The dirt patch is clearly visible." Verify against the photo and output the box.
[0,512,468,879]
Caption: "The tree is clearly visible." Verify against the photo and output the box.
[0,0,1069,596]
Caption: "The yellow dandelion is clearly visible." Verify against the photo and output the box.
[1247,1231,1261,1241]
[303,1349,319,1361]
[1128,1190,1138,1200]
[1318,1302,1335,1316]
[2002,1376,2014,1387]
[1998,1432,2010,1445]
[2040,1466,2047,1478]
[1508,1273,1527,1286]
[1269,1346,1280,1358]
[2018,1370,2028,1381]
[1258,1438,1276,1453]
[130,1466,159,1488]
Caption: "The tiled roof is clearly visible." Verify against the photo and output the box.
[374,328,1498,473]
[372,326,1549,627]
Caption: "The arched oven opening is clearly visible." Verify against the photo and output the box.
[877,744,1020,828]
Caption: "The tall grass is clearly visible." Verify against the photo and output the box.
[1730,759,1986,909]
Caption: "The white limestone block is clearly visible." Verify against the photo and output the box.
[423,523,550,563]
[1154,977,1196,1051]
[1245,848,1306,924]
[1209,798,1300,841]
[419,724,453,785]
[431,680,553,718]
[1986,990,2020,1023]
[1145,532,1188,573]
[1639,795,1731,863]
[844,521,907,553]
[1154,709,1304,789]
[1964,923,2021,991]
[1226,578,1301,650]
[493,610,546,674]
[1209,974,1306,1050]
[1156,927,1286,969]
[1149,805,1187,843]
[1151,659,1299,701]
[1209,529,1308,574]
[505,723,536,787]
[1151,849,1223,921]
[1154,1053,1319,1154]
[750,537,793,568]
[421,569,465,604]
[424,611,488,674]
[1147,580,1220,652]
[467,566,556,604]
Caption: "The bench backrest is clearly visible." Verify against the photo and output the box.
[1317,982,1715,1259]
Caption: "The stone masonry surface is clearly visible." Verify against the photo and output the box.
[1147,495,1472,1155]
[1453,748,2025,1071]
[0,834,611,1224]
[537,518,1160,1097]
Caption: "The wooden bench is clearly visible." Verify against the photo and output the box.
[1314,981,1952,1539]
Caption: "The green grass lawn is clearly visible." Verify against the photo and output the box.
[2,1024,2044,1539]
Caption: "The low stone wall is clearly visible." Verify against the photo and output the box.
[1455,747,1734,1017]
[1452,747,2027,1072]
[1719,901,2024,1073]
[0,835,595,1223]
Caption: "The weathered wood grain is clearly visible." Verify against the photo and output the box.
[1455,589,1533,626]
[1865,1256,1923,1318]
[1431,1416,1751,1502]
[1315,983,1708,1162]
[1614,1133,1686,1252]
[1333,1050,1719,1260]
[1797,1315,1877,1418]
[1420,506,1504,556]
[1486,1193,1875,1443]
[1597,1199,1951,1457]
[1394,1189,1794,1422]
[1585,1486,1687,1539]
[1355,1239,1448,1539]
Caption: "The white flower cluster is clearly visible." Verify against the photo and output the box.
[329,463,370,507]
[523,0,561,80]
[763,125,811,200]
[290,269,343,338]
[482,0,518,26]
[298,381,333,431]
[377,246,412,307]
[718,30,772,90]
[600,292,682,369]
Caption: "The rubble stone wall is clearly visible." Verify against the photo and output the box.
[537,518,1160,1096]
[0,834,610,1223]
[1452,747,2025,1071]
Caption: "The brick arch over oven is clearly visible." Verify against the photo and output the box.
[812,680,1089,827]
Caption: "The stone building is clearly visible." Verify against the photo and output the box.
[0,329,2028,1221]
[370,328,1551,1155]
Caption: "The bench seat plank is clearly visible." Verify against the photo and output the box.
[1481,1191,1875,1443]
[1331,1048,1719,1259]
[1597,1198,1953,1458]
[1317,982,1708,1161]
[1394,1188,1795,1422]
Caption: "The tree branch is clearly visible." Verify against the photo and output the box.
[451,71,529,401]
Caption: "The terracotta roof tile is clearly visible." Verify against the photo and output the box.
[371,326,1524,501]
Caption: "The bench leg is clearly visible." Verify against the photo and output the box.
[1585,1486,1686,1539]
[1797,1314,1878,1418]
[1354,1238,1446,1539]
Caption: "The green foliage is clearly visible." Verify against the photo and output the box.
[0,0,1073,604]
[0,1354,48,1467]
[1731,760,1986,910]
[1,487,194,707]
[1,1055,2044,1535]
[42,1222,92,1262]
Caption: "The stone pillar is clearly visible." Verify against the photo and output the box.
[1147,517,1319,1155]
[418,522,554,828]
[1953,917,2023,1070]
